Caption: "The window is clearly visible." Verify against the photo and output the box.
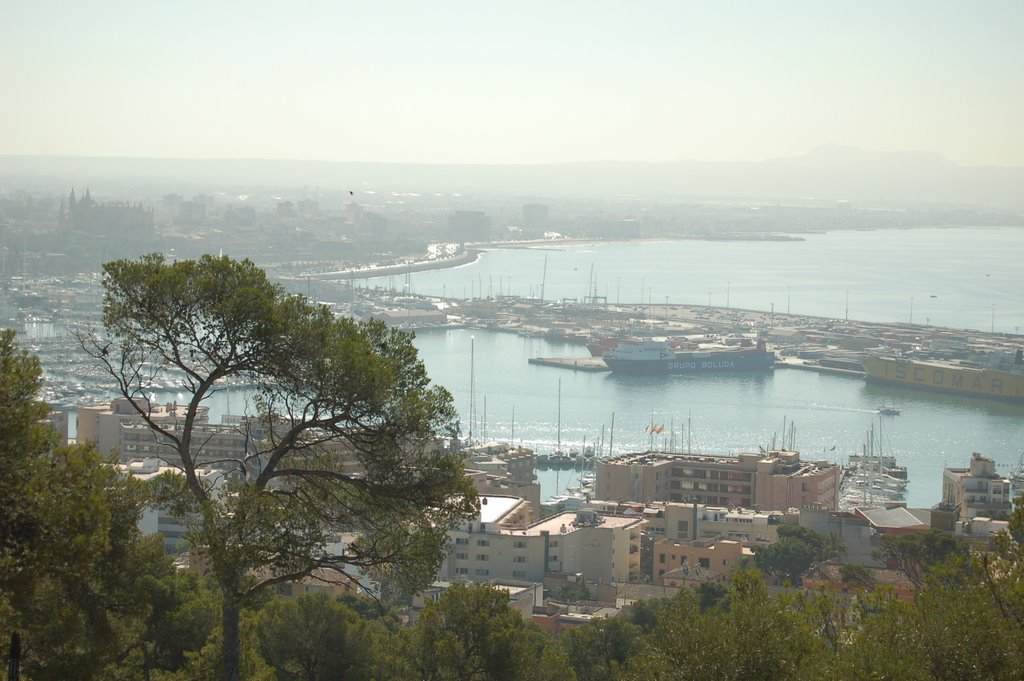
[699,558,710,569]
[476,554,489,561]
[514,556,527,563]
[477,539,490,547]
[454,537,469,545]
[455,567,468,575]
[659,554,665,564]
[475,568,489,576]
[512,570,526,578]
[455,552,468,560]
[514,540,527,549]
[677,520,689,535]
[550,540,559,548]
[549,554,558,562]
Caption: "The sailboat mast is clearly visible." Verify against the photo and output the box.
[557,378,562,451]
[609,412,615,457]
[469,335,475,442]
[540,254,548,304]
[687,411,692,454]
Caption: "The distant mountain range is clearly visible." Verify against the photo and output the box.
[2,146,1022,209]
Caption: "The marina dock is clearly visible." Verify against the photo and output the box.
[774,357,865,377]
[528,357,611,372]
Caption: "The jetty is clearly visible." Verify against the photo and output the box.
[528,357,610,372]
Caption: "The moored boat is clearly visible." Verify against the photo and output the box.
[603,337,774,375]
[862,349,1024,403]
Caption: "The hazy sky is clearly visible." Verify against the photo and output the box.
[2,1,1021,166]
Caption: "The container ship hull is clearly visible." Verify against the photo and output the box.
[604,349,775,375]
[862,355,1024,403]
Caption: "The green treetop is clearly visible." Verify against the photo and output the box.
[82,254,477,681]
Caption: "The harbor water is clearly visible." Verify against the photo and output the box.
[368,227,1024,334]
[410,328,1024,509]
[365,226,1024,508]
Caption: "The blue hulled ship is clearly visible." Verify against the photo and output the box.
[603,338,775,375]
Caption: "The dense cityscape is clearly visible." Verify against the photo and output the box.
[2,170,1024,678]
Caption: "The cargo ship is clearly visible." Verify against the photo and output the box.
[862,349,1024,403]
[603,338,775,375]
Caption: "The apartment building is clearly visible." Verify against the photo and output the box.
[79,397,356,473]
[78,397,209,457]
[653,537,753,582]
[638,502,783,545]
[463,443,541,513]
[595,449,840,511]
[941,452,1013,521]
[440,496,644,584]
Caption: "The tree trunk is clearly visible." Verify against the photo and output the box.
[7,631,21,681]
[223,600,241,681]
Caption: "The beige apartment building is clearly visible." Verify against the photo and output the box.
[653,537,753,583]
[78,397,332,472]
[440,496,644,584]
[639,502,783,545]
[595,449,840,511]
[941,452,1013,522]
[78,397,209,457]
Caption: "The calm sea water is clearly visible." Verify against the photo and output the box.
[369,227,1024,333]
[367,227,1024,507]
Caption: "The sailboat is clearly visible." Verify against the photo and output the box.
[536,378,570,469]
[840,417,908,511]
[549,378,572,467]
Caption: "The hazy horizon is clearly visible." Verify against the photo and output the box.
[3,1,1022,167]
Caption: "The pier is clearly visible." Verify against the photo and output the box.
[527,357,611,372]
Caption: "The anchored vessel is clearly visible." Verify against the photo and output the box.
[603,338,775,375]
[862,349,1024,403]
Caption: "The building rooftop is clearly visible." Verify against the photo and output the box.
[520,511,643,537]
[479,495,525,525]
[855,506,929,530]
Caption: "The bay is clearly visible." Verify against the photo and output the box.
[367,227,1024,508]
[368,227,1024,333]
